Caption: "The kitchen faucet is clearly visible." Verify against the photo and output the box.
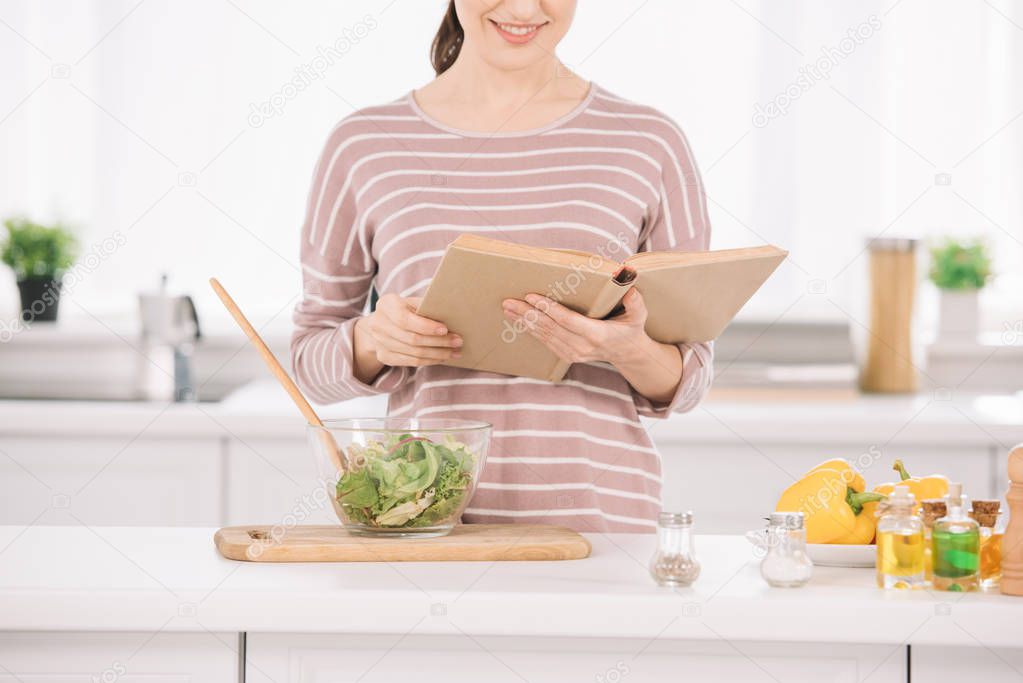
[137,275,201,402]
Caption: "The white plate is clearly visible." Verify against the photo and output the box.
[806,543,875,568]
[745,530,875,568]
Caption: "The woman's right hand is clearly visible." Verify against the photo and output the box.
[353,294,462,381]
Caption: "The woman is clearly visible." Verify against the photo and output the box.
[292,0,712,533]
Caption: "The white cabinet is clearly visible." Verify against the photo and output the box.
[223,436,336,526]
[0,394,1011,532]
[0,435,223,526]
[0,631,237,682]
[224,435,999,534]
[0,431,999,532]
[245,633,906,683]
[913,645,1023,683]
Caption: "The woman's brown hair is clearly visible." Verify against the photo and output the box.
[430,1,463,75]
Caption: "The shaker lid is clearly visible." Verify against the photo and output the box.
[769,511,804,529]
[658,511,693,527]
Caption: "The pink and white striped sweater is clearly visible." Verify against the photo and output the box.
[291,83,713,533]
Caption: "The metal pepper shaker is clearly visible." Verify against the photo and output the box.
[649,511,700,587]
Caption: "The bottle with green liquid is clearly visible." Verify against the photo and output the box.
[932,482,980,591]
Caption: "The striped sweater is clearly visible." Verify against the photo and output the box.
[291,83,713,533]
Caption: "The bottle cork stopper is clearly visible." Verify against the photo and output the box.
[972,499,1001,514]
[970,499,1001,527]
[921,498,948,527]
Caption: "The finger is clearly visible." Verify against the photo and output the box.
[503,300,556,340]
[522,294,596,335]
[619,287,647,318]
[385,323,463,349]
[520,321,576,363]
[389,297,449,336]
[503,305,579,350]
[501,298,533,318]
[377,333,462,361]
[508,298,597,350]
[376,349,447,368]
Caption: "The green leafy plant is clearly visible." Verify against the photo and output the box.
[929,238,991,291]
[336,434,476,528]
[1,217,79,280]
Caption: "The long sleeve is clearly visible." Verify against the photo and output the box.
[290,123,411,404]
[631,118,714,419]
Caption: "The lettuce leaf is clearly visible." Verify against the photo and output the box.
[406,492,465,527]
[334,434,476,528]
[336,468,378,508]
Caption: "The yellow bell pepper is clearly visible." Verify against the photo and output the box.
[807,458,865,493]
[833,508,877,544]
[776,467,885,544]
[892,459,949,502]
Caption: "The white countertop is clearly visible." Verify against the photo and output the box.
[1,381,1021,447]
[0,525,1019,646]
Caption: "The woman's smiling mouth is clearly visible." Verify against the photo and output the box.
[489,18,547,45]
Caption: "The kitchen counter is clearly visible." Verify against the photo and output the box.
[1,381,1021,446]
[0,525,1019,647]
[3,525,1022,682]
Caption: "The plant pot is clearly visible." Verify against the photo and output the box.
[16,277,63,323]
[937,289,979,342]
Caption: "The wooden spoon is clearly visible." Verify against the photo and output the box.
[209,278,346,474]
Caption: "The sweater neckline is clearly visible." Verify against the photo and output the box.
[406,81,596,138]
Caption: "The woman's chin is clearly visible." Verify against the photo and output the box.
[479,40,552,72]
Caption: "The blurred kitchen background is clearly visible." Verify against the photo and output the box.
[1,0,1021,532]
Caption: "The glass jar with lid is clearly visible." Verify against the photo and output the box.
[649,511,700,587]
[760,511,813,587]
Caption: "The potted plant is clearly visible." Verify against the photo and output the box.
[2,217,79,323]
[928,238,991,342]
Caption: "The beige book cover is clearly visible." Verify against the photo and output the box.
[417,234,787,382]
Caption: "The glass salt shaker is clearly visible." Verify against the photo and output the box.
[760,512,813,587]
[649,511,700,586]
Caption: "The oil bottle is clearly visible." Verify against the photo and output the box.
[971,499,1002,590]
[876,485,925,589]
[932,482,980,591]
[920,498,947,585]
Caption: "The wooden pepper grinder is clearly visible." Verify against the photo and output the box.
[1003,444,1023,596]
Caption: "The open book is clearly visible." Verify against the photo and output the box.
[417,234,787,382]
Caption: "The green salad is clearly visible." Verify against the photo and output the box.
[336,433,477,528]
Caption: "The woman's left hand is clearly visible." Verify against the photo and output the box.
[501,288,652,367]
[501,288,685,404]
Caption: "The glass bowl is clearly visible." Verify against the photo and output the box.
[308,417,491,538]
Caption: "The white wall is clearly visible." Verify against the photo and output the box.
[2,0,1021,335]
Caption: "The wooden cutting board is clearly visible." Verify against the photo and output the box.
[214,524,592,562]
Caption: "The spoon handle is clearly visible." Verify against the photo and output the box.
[209,278,345,472]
